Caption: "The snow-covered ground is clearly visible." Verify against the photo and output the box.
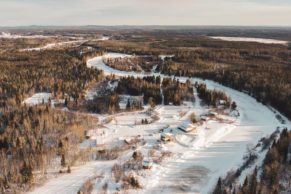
[22,40,87,51]
[159,54,175,61]
[95,36,110,41]
[0,32,54,39]
[22,92,66,108]
[28,52,291,194]
[29,161,114,194]
[22,93,51,106]
[21,36,109,51]
[210,36,289,45]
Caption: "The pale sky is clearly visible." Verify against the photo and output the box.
[0,0,291,26]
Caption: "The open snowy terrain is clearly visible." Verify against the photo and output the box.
[21,36,109,51]
[0,32,55,39]
[28,52,291,194]
[22,40,87,51]
[210,36,289,45]
[22,92,51,106]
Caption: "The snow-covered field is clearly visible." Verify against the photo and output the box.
[96,36,110,41]
[210,36,289,45]
[0,32,54,39]
[22,93,51,106]
[21,36,109,51]
[28,52,291,194]
[159,54,175,61]
[22,40,87,51]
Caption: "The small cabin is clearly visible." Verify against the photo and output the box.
[161,133,174,142]
[178,123,196,133]
[209,112,218,116]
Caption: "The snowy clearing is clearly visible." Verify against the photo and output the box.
[0,32,54,39]
[22,40,87,51]
[159,54,175,61]
[21,36,109,51]
[22,93,51,106]
[95,36,110,41]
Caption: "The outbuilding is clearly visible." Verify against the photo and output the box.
[161,133,174,142]
[178,122,197,133]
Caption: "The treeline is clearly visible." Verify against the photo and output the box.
[156,47,291,119]
[194,69,291,120]
[195,83,231,108]
[104,57,143,72]
[115,76,194,106]
[86,92,120,114]
[213,128,291,194]
[116,76,162,105]
[0,104,96,193]
[93,33,291,120]
[103,56,160,73]
[162,78,194,105]
[87,75,194,114]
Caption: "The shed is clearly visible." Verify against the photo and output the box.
[161,133,174,142]
[178,122,197,133]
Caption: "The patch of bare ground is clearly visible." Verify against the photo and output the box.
[96,137,143,160]
[149,147,173,164]
[96,144,132,160]
[78,175,100,194]
[111,152,143,190]
[111,145,173,192]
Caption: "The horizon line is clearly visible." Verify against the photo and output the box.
[1,24,291,28]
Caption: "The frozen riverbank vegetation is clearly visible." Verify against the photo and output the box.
[213,128,291,194]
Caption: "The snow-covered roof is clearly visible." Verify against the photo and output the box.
[178,122,196,132]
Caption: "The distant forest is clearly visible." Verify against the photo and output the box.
[92,32,291,120]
